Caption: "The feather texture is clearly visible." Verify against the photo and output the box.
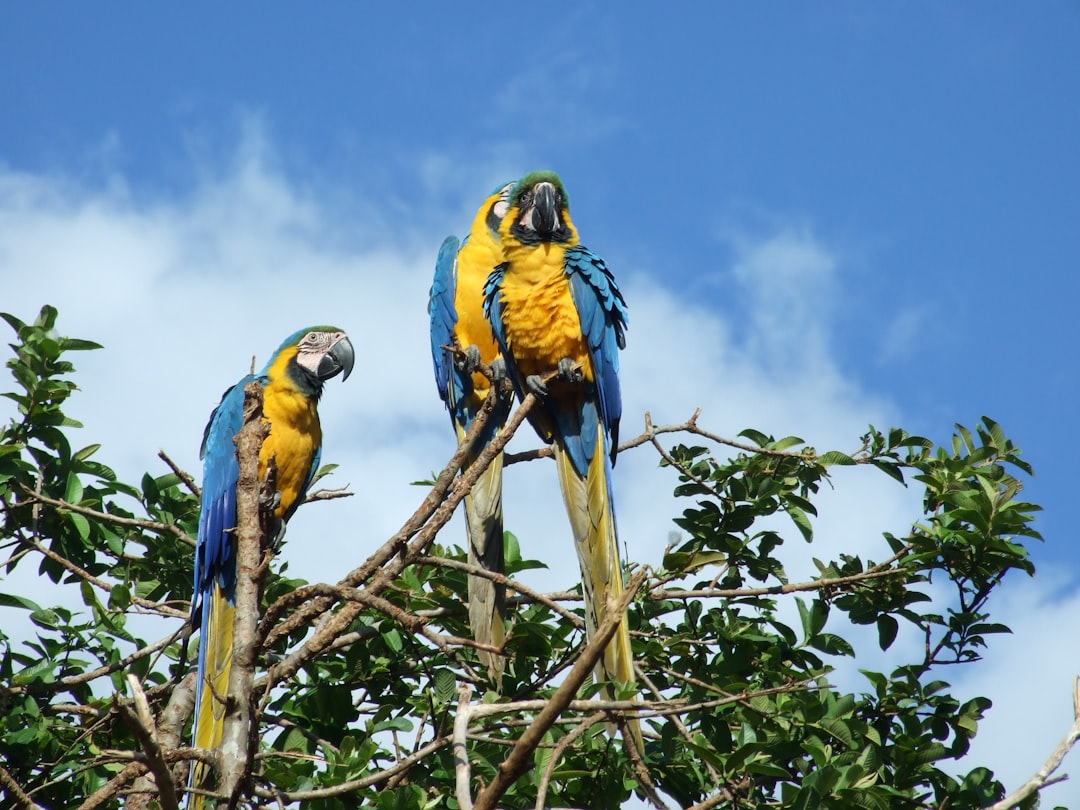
[484,172,640,753]
[429,182,515,681]
[189,327,353,808]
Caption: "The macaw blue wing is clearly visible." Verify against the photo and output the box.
[482,262,511,378]
[193,378,252,614]
[565,246,629,463]
[429,235,460,408]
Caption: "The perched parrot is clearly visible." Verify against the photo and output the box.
[483,171,640,750]
[188,326,354,807]
[429,180,516,681]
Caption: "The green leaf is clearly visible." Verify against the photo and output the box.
[876,615,898,651]
[738,428,770,447]
[64,474,84,503]
[769,435,805,452]
[787,505,814,542]
[819,450,856,466]
[0,592,42,614]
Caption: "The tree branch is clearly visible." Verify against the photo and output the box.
[20,485,196,549]
[116,675,179,810]
[219,381,273,808]
[0,763,46,810]
[263,384,537,689]
[984,676,1080,810]
[158,449,201,498]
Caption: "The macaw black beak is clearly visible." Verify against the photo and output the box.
[318,335,355,382]
[533,182,559,236]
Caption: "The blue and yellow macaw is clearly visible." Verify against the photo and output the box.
[483,171,639,748]
[189,327,354,807]
[429,181,516,681]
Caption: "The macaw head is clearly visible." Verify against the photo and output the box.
[484,180,518,237]
[506,171,576,245]
[268,327,355,396]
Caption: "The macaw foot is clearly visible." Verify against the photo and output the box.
[270,519,287,552]
[490,357,507,385]
[558,357,583,382]
[261,490,283,511]
[525,374,548,396]
[456,344,482,373]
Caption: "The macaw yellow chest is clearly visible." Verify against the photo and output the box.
[498,245,593,382]
[454,237,503,402]
[260,384,322,520]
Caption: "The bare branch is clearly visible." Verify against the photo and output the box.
[77,764,149,810]
[0,762,46,810]
[303,486,353,503]
[454,684,476,810]
[116,675,179,810]
[984,676,1080,810]
[158,449,201,497]
[263,384,538,688]
[218,381,273,808]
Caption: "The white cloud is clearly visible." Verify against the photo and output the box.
[1,123,1075,805]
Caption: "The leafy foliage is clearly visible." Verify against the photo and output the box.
[0,307,1054,809]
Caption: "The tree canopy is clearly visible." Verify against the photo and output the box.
[0,306,1071,810]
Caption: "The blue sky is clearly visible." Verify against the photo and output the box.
[3,3,1079,805]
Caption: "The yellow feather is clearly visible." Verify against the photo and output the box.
[554,434,641,754]
[190,585,235,808]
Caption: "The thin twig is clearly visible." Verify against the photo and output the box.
[158,449,200,498]
[304,487,353,503]
[651,566,909,601]
[421,555,586,628]
[20,485,196,548]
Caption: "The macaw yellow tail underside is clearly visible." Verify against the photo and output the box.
[191,585,235,808]
[553,435,642,754]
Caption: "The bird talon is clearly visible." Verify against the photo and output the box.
[261,490,283,511]
[558,358,582,382]
[458,344,482,373]
[525,374,548,396]
[270,520,287,552]
[490,357,507,384]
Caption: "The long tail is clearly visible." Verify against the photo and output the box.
[553,437,642,755]
[458,421,507,681]
[190,585,234,809]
